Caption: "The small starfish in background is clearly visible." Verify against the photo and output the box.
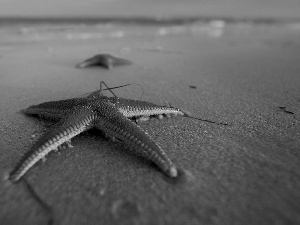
[9,82,228,183]
[76,54,132,69]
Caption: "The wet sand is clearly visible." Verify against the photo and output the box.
[0,23,300,225]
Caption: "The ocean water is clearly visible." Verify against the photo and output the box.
[0,16,300,46]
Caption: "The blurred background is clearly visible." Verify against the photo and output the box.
[1,0,300,19]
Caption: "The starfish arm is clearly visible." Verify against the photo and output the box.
[76,54,132,69]
[94,101,178,177]
[9,106,96,183]
[109,56,132,67]
[108,97,185,118]
[21,98,87,121]
[109,97,229,125]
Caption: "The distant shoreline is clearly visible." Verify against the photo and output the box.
[1,16,300,26]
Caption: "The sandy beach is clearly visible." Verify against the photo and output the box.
[0,17,300,225]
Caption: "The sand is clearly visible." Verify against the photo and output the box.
[0,22,300,225]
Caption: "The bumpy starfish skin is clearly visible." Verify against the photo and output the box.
[108,97,188,119]
[21,92,109,121]
[10,106,97,182]
[9,93,181,182]
[94,100,177,177]
[22,98,84,121]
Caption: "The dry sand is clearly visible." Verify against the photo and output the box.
[0,22,300,225]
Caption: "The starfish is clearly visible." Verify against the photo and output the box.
[76,54,132,69]
[9,82,228,183]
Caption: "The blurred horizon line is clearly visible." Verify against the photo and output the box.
[1,16,300,26]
